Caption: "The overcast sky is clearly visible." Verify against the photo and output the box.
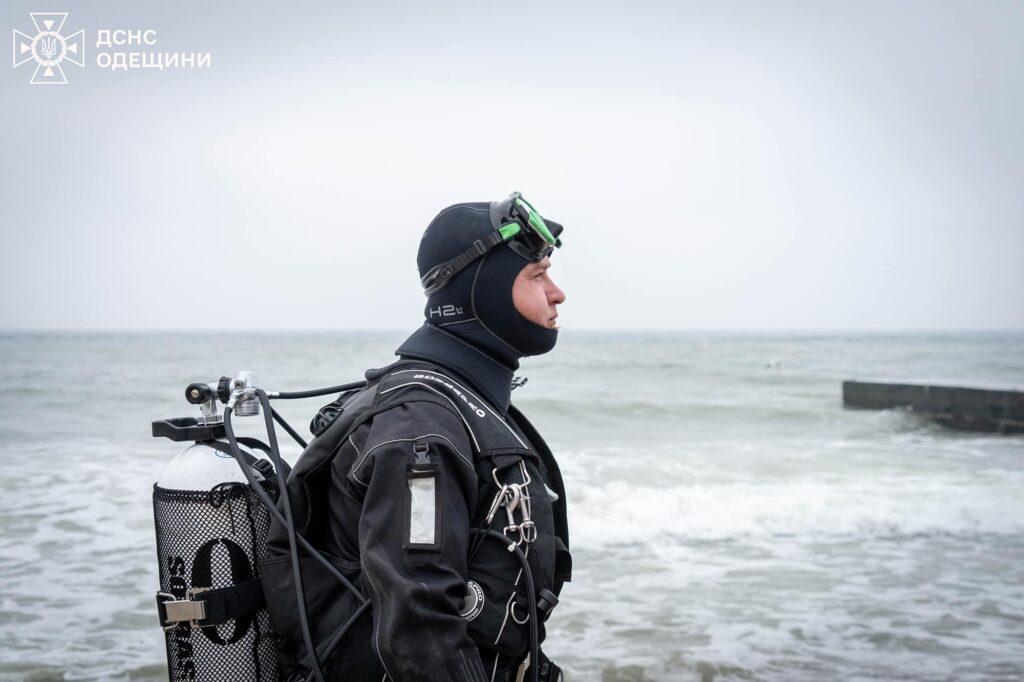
[2,1,1021,331]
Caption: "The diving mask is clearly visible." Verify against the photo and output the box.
[420,192,563,296]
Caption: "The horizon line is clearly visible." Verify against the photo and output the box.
[1,327,1022,335]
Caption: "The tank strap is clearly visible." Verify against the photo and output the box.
[202,438,291,481]
[156,577,265,630]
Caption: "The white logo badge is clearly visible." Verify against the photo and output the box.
[460,580,485,622]
[13,12,85,85]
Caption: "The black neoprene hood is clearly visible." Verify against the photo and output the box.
[414,201,564,367]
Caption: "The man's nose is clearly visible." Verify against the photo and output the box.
[549,283,566,305]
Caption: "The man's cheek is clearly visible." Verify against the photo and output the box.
[532,289,547,313]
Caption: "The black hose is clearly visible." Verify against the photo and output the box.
[273,381,367,400]
[226,402,325,682]
[310,600,372,671]
[470,529,539,682]
[221,404,366,599]
[270,406,308,449]
[256,392,324,682]
[222,398,370,681]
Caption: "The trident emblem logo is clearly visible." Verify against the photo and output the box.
[12,12,85,84]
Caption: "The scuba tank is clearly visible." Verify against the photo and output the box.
[151,371,370,682]
[152,372,281,681]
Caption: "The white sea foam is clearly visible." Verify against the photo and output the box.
[567,475,1024,547]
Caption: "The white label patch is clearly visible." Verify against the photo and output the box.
[408,475,436,545]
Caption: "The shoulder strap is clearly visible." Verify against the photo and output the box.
[375,364,529,455]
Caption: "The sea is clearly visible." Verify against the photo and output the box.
[0,331,1021,681]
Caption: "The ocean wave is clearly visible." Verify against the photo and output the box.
[567,477,1024,547]
[518,396,845,422]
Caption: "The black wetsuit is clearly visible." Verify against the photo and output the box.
[264,323,570,681]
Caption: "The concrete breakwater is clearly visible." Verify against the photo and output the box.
[843,379,1024,433]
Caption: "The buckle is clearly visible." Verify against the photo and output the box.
[251,458,276,481]
[157,588,210,631]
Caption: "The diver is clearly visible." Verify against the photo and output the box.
[259,193,573,681]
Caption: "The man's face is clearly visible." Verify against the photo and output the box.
[512,257,566,329]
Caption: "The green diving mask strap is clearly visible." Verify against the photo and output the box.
[421,192,563,296]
